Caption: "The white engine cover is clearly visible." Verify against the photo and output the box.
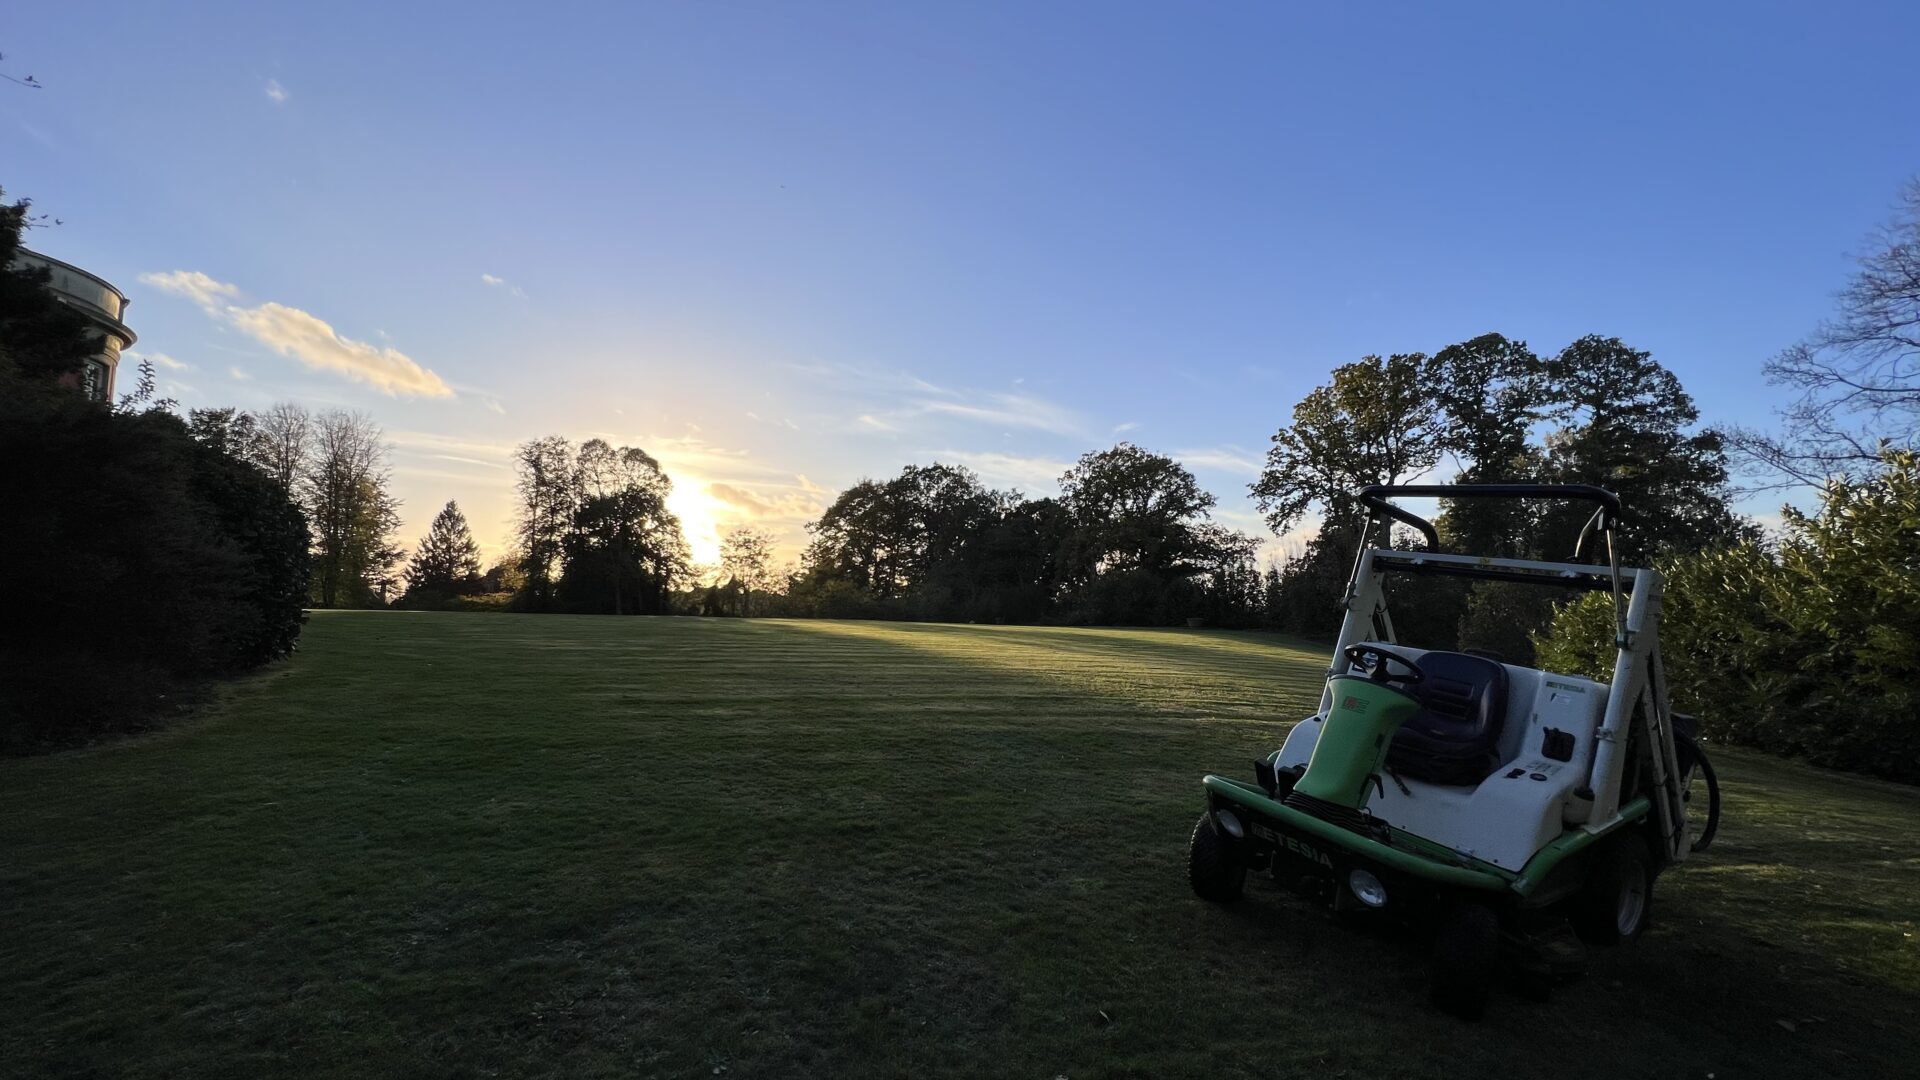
[1275,652,1608,872]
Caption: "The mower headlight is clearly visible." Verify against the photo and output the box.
[1215,809,1245,839]
[1348,868,1388,908]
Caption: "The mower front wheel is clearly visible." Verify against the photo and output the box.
[1572,835,1653,946]
[1188,813,1246,903]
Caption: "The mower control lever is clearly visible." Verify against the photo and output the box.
[1343,644,1425,685]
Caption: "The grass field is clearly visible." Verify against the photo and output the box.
[5,613,1919,1079]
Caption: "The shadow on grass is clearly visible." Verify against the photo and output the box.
[770,618,1920,1077]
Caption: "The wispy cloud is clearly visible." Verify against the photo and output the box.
[228,365,252,381]
[15,119,54,147]
[917,392,1081,434]
[1175,445,1264,476]
[230,304,453,397]
[926,449,1072,494]
[745,410,801,431]
[389,431,518,462]
[708,481,828,521]
[428,454,505,470]
[480,272,526,298]
[634,432,790,483]
[126,349,191,372]
[141,270,453,398]
[1113,421,1141,434]
[140,270,239,310]
[264,79,288,104]
[797,364,1085,438]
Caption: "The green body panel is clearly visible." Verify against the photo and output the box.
[1290,675,1423,809]
[1203,775,1656,899]
[1203,775,1509,892]
[1510,795,1651,895]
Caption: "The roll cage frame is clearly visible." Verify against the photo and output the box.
[1325,484,1691,866]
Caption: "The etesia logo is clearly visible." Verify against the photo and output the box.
[1283,835,1334,868]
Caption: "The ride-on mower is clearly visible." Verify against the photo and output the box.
[1189,484,1721,1018]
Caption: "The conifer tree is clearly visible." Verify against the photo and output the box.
[405,500,483,595]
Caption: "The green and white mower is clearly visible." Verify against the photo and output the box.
[1189,484,1721,1018]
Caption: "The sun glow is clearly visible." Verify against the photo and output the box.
[667,480,726,566]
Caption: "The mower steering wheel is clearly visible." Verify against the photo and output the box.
[1344,643,1425,685]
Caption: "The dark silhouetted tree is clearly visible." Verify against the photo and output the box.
[304,410,402,608]
[801,463,999,610]
[720,525,777,616]
[1251,353,1444,537]
[1058,443,1253,624]
[0,191,93,391]
[405,501,484,599]
[1060,442,1216,579]
[1540,335,1747,562]
[253,402,313,492]
[512,435,575,609]
[561,439,690,614]
[1251,354,1446,637]
[1427,334,1549,558]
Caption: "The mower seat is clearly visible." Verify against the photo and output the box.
[1387,651,1508,786]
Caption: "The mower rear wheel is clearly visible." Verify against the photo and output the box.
[1685,748,1722,854]
[1188,813,1246,903]
[1572,835,1653,946]
[1430,901,1501,1020]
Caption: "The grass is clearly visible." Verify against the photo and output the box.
[4,613,1918,1079]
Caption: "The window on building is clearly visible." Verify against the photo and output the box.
[82,359,110,403]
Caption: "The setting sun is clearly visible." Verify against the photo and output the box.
[666,479,725,567]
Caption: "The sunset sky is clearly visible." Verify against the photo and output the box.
[8,2,1919,566]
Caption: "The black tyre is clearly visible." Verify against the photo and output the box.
[1430,901,1501,1020]
[1686,748,1722,854]
[1572,835,1653,946]
[1188,813,1246,903]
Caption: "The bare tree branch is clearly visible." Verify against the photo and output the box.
[1746,176,1920,484]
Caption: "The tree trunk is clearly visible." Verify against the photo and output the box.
[612,543,624,615]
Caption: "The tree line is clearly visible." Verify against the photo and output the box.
[476,437,1264,625]
[8,174,1917,778]
[1249,332,1750,659]
[772,447,1258,625]
[185,404,407,607]
[740,330,1746,645]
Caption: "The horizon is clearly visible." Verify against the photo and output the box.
[9,2,1918,566]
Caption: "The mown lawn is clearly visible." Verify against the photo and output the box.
[4,613,1917,1079]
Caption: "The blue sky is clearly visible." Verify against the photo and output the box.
[7,2,1917,564]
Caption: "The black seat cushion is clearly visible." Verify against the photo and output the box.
[1387,651,1509,786]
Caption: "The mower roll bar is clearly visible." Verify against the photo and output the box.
[1355,484,1621,556]
[1354,482,1630,644]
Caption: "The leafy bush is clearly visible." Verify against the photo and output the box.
[191,434,312,667]
[0,375,309,751]
[1534,453,1920,783]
